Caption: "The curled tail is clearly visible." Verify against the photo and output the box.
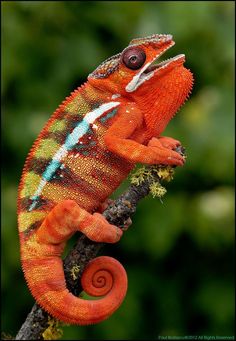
[19,200,127,324]
[22,254,127,325]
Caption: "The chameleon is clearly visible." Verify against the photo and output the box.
[17,34,193,325]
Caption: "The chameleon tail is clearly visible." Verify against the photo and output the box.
[22,254,127,325]
[19,200,127,324]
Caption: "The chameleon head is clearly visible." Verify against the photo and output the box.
[88,33,192,92]
[88,34,194,135]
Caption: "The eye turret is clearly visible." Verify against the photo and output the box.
[122,47,146,70]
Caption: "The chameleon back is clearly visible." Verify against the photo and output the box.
[17,83,133,235]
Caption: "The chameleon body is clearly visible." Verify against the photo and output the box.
[17,34,193,325]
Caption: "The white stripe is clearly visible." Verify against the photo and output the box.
[125,61,152,92]
[53,145,68,161]
[33,179,47,197]
[111,94,121,99]
[64,102,120,149]
[85,102,120,124]
[29,101,120,207]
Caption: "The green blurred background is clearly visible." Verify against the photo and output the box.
[1,1,235,340]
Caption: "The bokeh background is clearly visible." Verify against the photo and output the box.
[1,1,235,340]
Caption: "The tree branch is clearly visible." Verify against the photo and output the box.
[15,146,185,340]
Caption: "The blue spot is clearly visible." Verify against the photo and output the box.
[42,160,62,181]
[28,196,39,211]
[81,151,89,156]
[100,108,118,123]
[29,202,37,211]
[31,195,40,201]
[28,195,48,212]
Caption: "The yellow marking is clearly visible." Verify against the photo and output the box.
[48,120,67,132]
[67,153,121,189]
[66,93,90,114]
[20,172,42,198]
[34,138,60,159]
[41,182,97,211]
[18,211,46,232]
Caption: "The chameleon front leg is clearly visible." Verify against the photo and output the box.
[21,200,127,325]
[104,104,185,166]
[150,136,181,150]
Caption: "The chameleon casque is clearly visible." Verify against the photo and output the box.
[17,34,193,325]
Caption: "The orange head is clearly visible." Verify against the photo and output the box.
[88,34,194,136]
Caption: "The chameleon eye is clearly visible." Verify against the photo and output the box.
[122,47,146,70]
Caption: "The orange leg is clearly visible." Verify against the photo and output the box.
[104,106,185,166]
[36,199,122,245]
[151,136,181,149]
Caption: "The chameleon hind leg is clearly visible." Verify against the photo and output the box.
[36,199,123,245]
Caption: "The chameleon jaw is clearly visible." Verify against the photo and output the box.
[144,54,185,74]
[125,50,185,93]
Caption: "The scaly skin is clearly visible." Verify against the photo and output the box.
[17,34,193,325]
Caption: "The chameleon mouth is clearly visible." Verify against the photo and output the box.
[126,51,185,92]
[143,54,185,74]
[137,53,185,86]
